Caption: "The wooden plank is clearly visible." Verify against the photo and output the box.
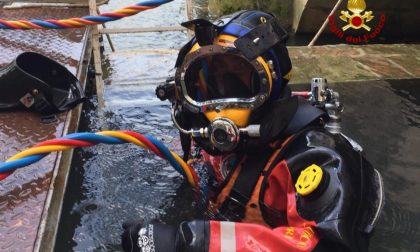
[185,0,193,20]
[97,7,116,52]
[111,48,179,56]
[185,0,194,37]
[89,0,105,108]
[99,26,187,34]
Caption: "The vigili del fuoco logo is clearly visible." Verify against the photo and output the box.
[329,0,386,44]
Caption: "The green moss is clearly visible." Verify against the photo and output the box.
[208,0,291,29]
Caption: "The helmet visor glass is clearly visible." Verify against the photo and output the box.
[184,53,261,102]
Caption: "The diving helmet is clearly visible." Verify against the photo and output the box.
[0,52,85,116]
[157,10,294,154]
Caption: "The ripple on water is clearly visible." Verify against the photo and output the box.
[66,97,190,251]
[370,197,420,252]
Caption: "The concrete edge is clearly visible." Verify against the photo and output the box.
[289,76,420,86]
[287,43,420,49]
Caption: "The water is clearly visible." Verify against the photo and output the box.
[333,80,420,252]
[55,1,420,251]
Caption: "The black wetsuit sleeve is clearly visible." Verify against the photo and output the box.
[121,220,209,252]
[177,220,210,252]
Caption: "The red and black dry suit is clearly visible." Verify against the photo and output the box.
[121,97,379,252]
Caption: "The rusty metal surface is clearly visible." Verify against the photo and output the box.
[0,8,89,74]
[0,7,89,252]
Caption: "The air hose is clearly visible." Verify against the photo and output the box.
[0,0,173,29]
[0,130,200,189]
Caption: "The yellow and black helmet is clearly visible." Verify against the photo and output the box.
[158,10,294,155]
[174,10,292,124]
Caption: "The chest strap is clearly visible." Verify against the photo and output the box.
[242,146,285,225]
[213,146,276,222]
[211,137,293,225]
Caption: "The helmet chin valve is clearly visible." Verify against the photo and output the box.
[171,106,261,152]
[209,118,240,152]
[209,118,261,152]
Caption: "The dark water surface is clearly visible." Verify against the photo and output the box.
[55,99,199,251]
[55,0,420,251]
[330,80,420,252]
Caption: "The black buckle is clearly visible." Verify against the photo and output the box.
[32,94,55,115]
[234,18,288,60]
[217,191,248,221]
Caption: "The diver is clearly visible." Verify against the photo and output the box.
[121,10,384,252]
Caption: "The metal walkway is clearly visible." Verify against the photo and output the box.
[0,7,91,252]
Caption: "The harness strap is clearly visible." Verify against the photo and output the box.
[243,146,284,225]
[213,157,245,210]
[244,136,294,226]
[216,146,276,222]
[211,136,294,226]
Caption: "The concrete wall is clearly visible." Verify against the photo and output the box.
[208,0,293,30]
[295,0,420,36]
[292,0,308,32]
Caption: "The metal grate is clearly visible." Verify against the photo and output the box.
[0,7,89,252]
